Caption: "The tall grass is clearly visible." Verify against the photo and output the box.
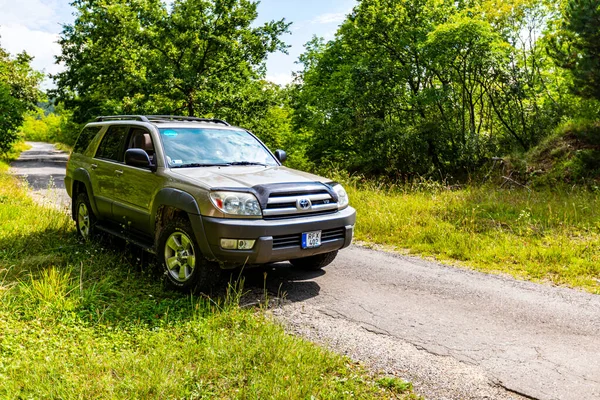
[345,176,600,293]
[0,162,417,399]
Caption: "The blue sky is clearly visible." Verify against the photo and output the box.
[0,0,356,88]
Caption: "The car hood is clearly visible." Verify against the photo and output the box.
[169,166,331,189]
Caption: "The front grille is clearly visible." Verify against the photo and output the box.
[272,234,301,249]
[272,227,346,250]
[321,227,345,242]
[264,189,338,218]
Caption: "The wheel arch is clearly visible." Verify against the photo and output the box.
[151,189,215,261]
[71,169,99,219]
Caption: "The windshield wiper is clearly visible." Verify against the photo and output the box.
[171,163,231,168]
[228,161,269,166]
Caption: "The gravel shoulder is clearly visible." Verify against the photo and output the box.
[12,142,600,400]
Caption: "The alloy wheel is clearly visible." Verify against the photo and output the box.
[164,231,196,282]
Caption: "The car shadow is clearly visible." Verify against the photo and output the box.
[230,264,324,304]
[88,233,324,306]
[0,221,323,332]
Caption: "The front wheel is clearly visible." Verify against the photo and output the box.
[74,192,96,241]
[289,251,338,271]
[157,217,221,292]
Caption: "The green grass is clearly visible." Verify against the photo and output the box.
[1,141,31,162]
[347,179,600,293]
[0,161,417,399]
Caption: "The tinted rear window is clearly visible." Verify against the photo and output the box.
[95,125,129,162]
[74,126,101,154]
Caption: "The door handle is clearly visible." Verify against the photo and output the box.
[91,164,98,170]
[115,170,123,176]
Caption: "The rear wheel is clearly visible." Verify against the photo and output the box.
[74,192,96,241]
[289,251,338,271]
[158,217,221,292]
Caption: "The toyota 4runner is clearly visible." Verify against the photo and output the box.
[65,115,356,291]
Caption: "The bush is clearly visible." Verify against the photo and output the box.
[20,107,82,146]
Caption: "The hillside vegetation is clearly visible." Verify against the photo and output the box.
[525,120,600,186]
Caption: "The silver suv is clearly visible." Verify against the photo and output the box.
[65,115,356,291]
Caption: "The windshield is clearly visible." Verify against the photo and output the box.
[159,128,278,168]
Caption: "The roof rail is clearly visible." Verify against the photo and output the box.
[145,115,230,126]
[95,115,150,122]
[94,115,230,126]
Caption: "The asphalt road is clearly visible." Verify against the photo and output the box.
[10,141,70,211]
[12,142,600,400]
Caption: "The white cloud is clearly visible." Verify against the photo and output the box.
[266,72,294,86]
[0,0,68,89]
[0,24,63,88]
[311,12,346,25]
[0,0,59,30]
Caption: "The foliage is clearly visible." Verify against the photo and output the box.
[0,162,417,399]
[53,0,290,122]
[291,0,578,179]
[0,43,43,154]
[549,0,600,102]
[19,105,82,146]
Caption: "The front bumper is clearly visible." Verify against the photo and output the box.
[191,207,356,267]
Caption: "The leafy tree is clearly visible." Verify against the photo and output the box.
[54,0,290,122]
[549,0,600,102]
[292,0,567,178]
[0,42,43,155]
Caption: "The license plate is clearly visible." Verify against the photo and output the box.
[302,231,322,249]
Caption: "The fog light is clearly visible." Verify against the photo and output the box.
[220,239,256,250]
[237,240,255,250]
[221,239,238,249]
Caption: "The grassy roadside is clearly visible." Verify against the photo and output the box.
[347,181,600,294]
[1,141,31,161]
[0,161,417,399]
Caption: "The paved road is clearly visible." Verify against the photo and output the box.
[11,142,70,211]
[12,142,600,400]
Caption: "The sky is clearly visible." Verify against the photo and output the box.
[0,0,356,89]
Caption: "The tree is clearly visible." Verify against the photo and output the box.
[54,0,290,122]
[292,0,567,178]
[549,0,600,102]
[0,42,43,154]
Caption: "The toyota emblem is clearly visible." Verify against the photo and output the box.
[297,198,312,210]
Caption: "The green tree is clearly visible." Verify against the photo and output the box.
[54,0,290,121]
[549,0,600,102]
[292,0,567,178]
[0,42,43,154]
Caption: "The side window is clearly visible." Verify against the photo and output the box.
[126,128,155,163]
[74,126,101,154]
[95,125,129,162]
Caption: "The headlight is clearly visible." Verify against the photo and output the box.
[210,191,262,216]
[332,184,349,209]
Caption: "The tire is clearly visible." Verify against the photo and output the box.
[289,250,338,271]
[74,192,96,241]
[157,217,221,292]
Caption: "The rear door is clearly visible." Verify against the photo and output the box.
[112,127,163,234]
[90,125,130,219]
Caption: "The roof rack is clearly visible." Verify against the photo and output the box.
[94,115,230,126]
[145,115,230,126]
[95,115,150,122]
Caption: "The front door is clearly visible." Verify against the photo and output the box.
[112,127,163,235]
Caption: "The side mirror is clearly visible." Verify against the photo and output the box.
[274,149,287,164]
[125,148,154,170]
